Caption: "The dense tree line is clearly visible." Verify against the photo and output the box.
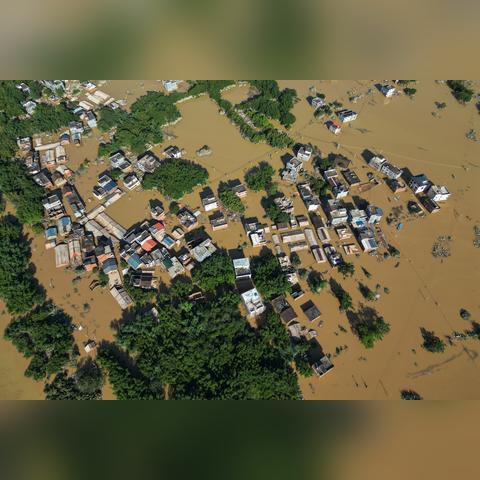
[98,281,301,399]
[4,303,78,380]
[187,81,295,149]
[251,250,291,300]
[142,158,209,200]
[97,91,182,155]
[0,215,44,314]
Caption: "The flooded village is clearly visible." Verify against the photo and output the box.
[0,79,479,400]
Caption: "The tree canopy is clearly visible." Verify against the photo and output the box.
[0,160,45,225]
[191,252,235,292]
[245,162,275,192]
[355,311,390,349]
[98,284,301,400]
[142,158,208,200]
[4,303,77,380]
[421,329,446,353]
[446,80,475,104]
[251,250,291,300]
[97,91,182,155]
[44,358,103,400]
[0,215,44,314]
[218,186,245,214]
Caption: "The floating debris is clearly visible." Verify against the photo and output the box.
[196,145,212,157]
[460,309,471,320]
[466,129,477,141]
[474,225,480,248]
[432,235,452,258]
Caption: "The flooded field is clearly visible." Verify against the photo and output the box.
[1,80,479,399]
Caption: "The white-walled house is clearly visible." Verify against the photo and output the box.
[409,174,430,194]
[427,185,450,202]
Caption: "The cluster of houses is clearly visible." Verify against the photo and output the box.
[368,154,451,213]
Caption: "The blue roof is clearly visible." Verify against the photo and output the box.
[161,235,174,248]
[127,254,142,270]
[103,180,117,193]
[45,227,57,238]
[58,216,71,226]
[102,258,117,274]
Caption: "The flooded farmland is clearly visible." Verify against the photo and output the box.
[1,80,479,399]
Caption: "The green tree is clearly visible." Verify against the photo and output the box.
[4,303,77,380]
[356,315,390,349]
[421,329,446,353]
[0,160,44,226]
[264,201,289,224]
[143,158,208,200]
[124,274,157,306]
[191,252,235,292]
[401,390,423,400]
[218,186,245,214]
[338,262,355,278]
[290,252,301,268]
[100,286,301,400]
[245,162,275,192]
[307,271,328,293]
[251,250,291,300]
[359,283,377,301]
[44,358,103,400]
[0,215,45,314]
[446,80,475,104]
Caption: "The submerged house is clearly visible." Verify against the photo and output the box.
[336,109,357,123]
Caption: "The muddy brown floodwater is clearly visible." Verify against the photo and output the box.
[0,80,479,399]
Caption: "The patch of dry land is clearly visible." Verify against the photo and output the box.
[1,80,479,399]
